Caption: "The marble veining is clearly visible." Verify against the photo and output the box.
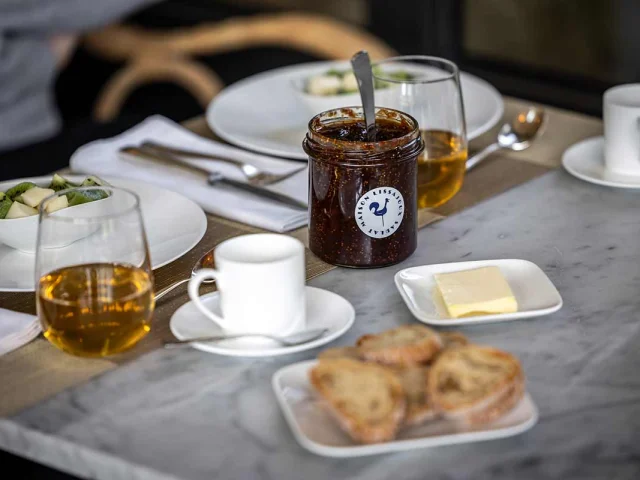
[1,170,640,480]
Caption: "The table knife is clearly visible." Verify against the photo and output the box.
[119,146,308,211]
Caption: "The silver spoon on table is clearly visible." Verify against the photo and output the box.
[465,107,546,171]
[163,328,329,348]
[154,248,215,301]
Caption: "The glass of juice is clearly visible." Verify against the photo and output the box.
[35,185,154,357]
[373,56,468,209]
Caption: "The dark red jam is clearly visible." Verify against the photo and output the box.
[316,118,413,142]
[303,107,423,268]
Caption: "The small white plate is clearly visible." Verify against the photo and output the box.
[0,175,206,292]
[562,136,640,189]
[272,360,538,458]
[169,286,354,357]
[206,61,504,160]
[394,259,562,326]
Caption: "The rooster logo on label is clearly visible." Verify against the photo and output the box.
[355,187,404,239]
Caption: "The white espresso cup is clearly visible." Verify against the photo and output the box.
[604,84,640,178]
[188,233,306,335]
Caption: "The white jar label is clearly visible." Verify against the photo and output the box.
[355,187,404,239]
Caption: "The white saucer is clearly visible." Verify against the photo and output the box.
[562,136,640,189]
[394,259,562,326]
[273,360,538,458]
[169,286,355,357]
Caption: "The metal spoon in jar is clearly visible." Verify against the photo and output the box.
[465,107,546,171]
[351,50,377,141]
[154,248,215,301]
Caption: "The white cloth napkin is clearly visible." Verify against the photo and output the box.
[70,115,309,232]
[0,309,41,356]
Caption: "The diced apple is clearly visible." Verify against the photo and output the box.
[341,72,359,92]
[5,201,38,219]
[307,75,341,96]
[44,194,69,213]
[19,187,55,208]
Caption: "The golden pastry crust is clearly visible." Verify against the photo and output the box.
[427,345,524,425]
[440,331,469,349]
[317,346,362,361]
[392,365,437,426]
[310,359,406,444]
[356,325,443,366]
[463,374,525,425]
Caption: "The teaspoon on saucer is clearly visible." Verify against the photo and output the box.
[466,107,546,170]
[163,328,328,348]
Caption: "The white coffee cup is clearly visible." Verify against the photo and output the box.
[604,84,640,178]
[188,233,306,335]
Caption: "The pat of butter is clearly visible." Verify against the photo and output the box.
[434,266,518,318]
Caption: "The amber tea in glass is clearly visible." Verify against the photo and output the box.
[38,263,153,357]
[418,129,468,208]
[374,56,468,208]
[35,186,154,357]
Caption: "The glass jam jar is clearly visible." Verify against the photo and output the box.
[303,107,424,268]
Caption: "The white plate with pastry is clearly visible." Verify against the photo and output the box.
[0,175,206,292]
[394,259,563,326]
[273,326,538,457]
[206,61,503,160]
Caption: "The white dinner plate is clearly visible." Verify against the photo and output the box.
[207,61,504,160]
[562,136,640,189]
[394,259,563,326]
[273,360,538,458]
[0,175,206,292]
[169,286,355,357]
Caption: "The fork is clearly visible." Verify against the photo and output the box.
[139,141,306,186]
[120,145,308,210]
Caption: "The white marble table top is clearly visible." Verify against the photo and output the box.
[1,169,639,480]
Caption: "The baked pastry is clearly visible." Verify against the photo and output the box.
[393,365,437,426]
[310,358,406,444]
[317,346,362,360]
[427,345,524,425]
[440,331,469,349]
[356,325,443,366]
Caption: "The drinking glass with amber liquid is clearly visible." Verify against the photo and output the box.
[35,186,154,357]
[373,56,468,208]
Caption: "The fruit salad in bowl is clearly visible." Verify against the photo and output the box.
[0,174,110,252]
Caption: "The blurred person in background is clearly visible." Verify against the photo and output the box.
[0,0,160,181]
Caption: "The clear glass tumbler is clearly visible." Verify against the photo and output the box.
[373,55,468,209]
[35,186,154,357]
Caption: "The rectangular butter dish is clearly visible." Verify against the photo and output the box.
[394,259,563,326]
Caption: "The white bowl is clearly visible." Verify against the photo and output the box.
[0,179,109,253]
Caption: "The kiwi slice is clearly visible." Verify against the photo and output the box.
[0,198,12,219]
[81,175,109,187]
[66,189,109,206]
[49,174,79,192]
[325,69,343,77]
[5,182,36,200]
